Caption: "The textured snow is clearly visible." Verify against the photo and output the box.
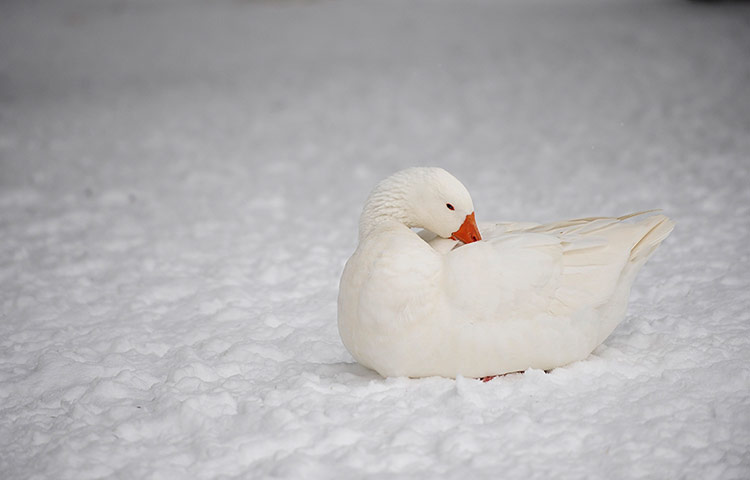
[1,0,749,478]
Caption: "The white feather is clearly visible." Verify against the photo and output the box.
[338,169,674,378]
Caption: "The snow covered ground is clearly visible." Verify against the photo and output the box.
[1,0,749,477]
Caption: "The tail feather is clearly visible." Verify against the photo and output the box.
[590,213,674,345]
[629,214,675,264]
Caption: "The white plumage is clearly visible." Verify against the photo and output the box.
[338,167,674,378]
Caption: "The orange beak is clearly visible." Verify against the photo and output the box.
[451,212,481,243]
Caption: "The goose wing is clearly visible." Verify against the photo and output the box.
[444,213,673,321]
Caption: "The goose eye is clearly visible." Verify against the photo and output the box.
[446,203,455,211]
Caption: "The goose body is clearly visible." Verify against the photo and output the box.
[337,168,674,378]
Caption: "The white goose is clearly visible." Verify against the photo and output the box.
[338,167,673,379]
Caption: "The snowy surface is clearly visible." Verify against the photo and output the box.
[1,0,749,478]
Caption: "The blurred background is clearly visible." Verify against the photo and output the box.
[1,0,749,477]
[2,0,749,224]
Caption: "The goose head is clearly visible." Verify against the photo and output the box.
[359,167,482,243]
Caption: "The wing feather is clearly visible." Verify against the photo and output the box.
[446,212,672,320]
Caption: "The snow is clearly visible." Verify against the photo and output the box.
[1,0,749,477]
